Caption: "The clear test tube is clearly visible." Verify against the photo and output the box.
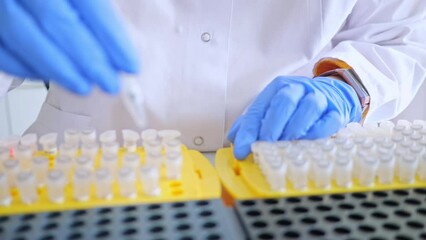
[94,168,113,200]
[20,133,38,154]
[358,156,379,187]
[420,128,426,138]
[59,143,78,158]
[118,167,137,198]
[80,142,99,161]
[64,129,80,146]
[313,158,333,189]
[3,159,20,187]
[398,154,418,184]
[73,168,92,201]
[396,119,411,128]
[122,153,141,174]
[380,141,395,152]
[140,166,160,196]
[410,145,424,157]
[377,154,395,185]
[289,158,309,190]
[393,125,406,138]
[143,139,162,155]
[400,139,413,150]
[340,140,356,156]
[412,120,425,129]
[99,130,117,145]
[16,170,38,204]
[0,171,11,205]
[164,139,182,156]
[402,128,414,140]
[394,146,407,178]
[46,169,66,203]
[101,153,118,175]
[334,136,347,147]
[80,128,97,144]
[353,136,367,146]
[39,133,58,154]
[145,151,163,168]
[251,142,262,164]
[102,141,119,156]
[266,159,287,192]
[122,129,140,152]
[333,152,353,188]
[379,120,395,136]
[32,157,49,187]
[55,155,73,182]
[141,129,158,143]
[391,135,404,146]
[353,151,367,179]
[410,133,422,143]
[417,153,426,181]
[336,127,352,139]
[165,151,183,180]
[75,156,94,172]
[158,130,181,144]
[16,144,33,169]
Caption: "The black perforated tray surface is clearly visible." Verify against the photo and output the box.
[235,189,426,240]
[0,200,244,240]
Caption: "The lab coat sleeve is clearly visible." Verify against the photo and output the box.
[0,72,24,97]
[314,0,426,123]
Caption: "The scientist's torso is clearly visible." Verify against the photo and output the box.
[28,0,362,150]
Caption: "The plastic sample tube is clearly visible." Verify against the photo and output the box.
[94,168,113,200]
[141,129,158,143]
[46,169,66,203]
[140,166,160,196]
[143,139,162,155]
[158,130,181,143]
[410,133,422,142]
[39,133,58,154]
[377,154,395,184]
[397,119,411,128]
[3,159,20,187]
[289,158,309,190]
[398,154,418,184]
[73,168,92,201]
[80,142,99,161]
[16,170,38,204]
[394,147,407,178]
[80,128,97,144]
[59,143,78,158]
[101,153,118,174]
[353,151,368,179]
[118,167,137,198]
[32,157,49,187]
[75,156,94,172]
[55,155,73,180]
[333,152,353,188]
[145,151,163,168]
[391,135,404,145]
[379,120,395,136]
[393,125,406,137]
[313,158,333,189]
[122,129,140,152]
[358,156,379,187]
[165,151,183,180]
[266,159,286,192]
[64,129,80,146]
[99,130,117,145]
[164,139,182,155]
[16,144,33,169]
[102,141,119,156]
[20,133,38,153]
[122,153,141,172]
[0,171,11,205]
[418,153,426,181]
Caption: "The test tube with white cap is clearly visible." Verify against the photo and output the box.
[398,154,418,184]
[16,170,38,204]
[377,154,395,185]
[165,151,183,180]
[101,153,118,175]
[358,155,379,187]
[99,130,117,145]
[16,144,33,169]
[266,158,286,192]
[0,172,11,205]
[73,168,92,201]
[102,141,119,156]
[75,156,94,172]
[59,143,78,158]
[289,158,309,190]
[333,152,353,188]
[118,166,137,198]
[140,166,160,196]
[379,121,395,136]
[391,134,404,146]
[410,133,422,143]
[39,133,58,154]
[141,129,158,143]
[144,139,162,155]
[3,159,20,187]
[145,150,163,168]
[353,151,368,179]
[122,152,141,173]
[20,133,38,153]
[46,169,66,203]
[80,128,97,144]
[164,139,182,155]
[94,168,113,200]
[402,128,414,140]
[122,129,140,152]
[64,129,80,146]
[80,142,99,161]
[55,155,73,182]
[397,119,411,128]
[313,158,333,189]
[417,153,426,181]
[394,146,407,178]
[158,130,181,146]
[32,157,49,187]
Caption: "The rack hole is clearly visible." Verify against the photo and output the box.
[308,196,323,202]
[95,230,110,238]
[419,233,426,239]
[407,221,424,229]
[122,228,137,236]
[0,216,9,223]
[324,215,340,223]
[21,214,35,221]
[405,198,421,205]
[252,221,267,228]
[172,202,185,208]
[383,223,400,231]
[263,199,278,205]
[196,201,209,206]
[149,215,162,221]
[359,225,376,233]
[395,235,413,240]
[371,211,388,219]
[300,217,316,224]
[43,223,58,231]
[40,235,54,240]
[16,225,31,233]
[123,206,136,212]
[150,226,164,233]
[206,234,221,240]
[361,201,377,209]
[98,208,112,214]
[176,224,190,231]
[316,205,332,211]
[293,207,308,213]
[199,210,213,217]
[330,194,345,200]
[246,210,261,217]
[203,221,217,229]
[417,208,426,216]
[309,229,325,236]
[394,210,411,218]
[270,208,285,215]
[70,221,85,228]
[47,212,61,219]
[174,212,188,219]
[373,191,388,197]
[97,219,111,226]
[241,200,256,206]
[352,193,367,199]
[339,203,355,210]
[283,231,300,238]
[147,204,161,210]
[414,189,426,195]
[258,232,274,240]
[276,218,292,226]
[348,213,364,221]
[393,190,409,196]
[73,210,86,217]
[123,216,137,223]
[286,197,301,203]
[334,227,351,234]
[382,200,399,207]
[67,233,82,240]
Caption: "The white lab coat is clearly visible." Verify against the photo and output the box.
[1,0,426,151]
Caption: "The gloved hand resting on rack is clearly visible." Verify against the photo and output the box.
[228,75,362,160]
[0,0,138,94]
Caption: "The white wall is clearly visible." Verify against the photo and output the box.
[0,82,47,139]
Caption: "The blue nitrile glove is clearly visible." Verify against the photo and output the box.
[0,0,139,95]
[228,76,362,160]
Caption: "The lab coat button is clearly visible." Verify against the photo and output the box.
[193,136,204,146]
[201,32,211,42]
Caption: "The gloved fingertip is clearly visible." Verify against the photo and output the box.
[233,145,250,160]
[73,82,92,96]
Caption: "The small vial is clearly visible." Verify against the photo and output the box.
[400,139,413,149]
[333,152,353,188]
[397,119,411,128]
[64,129,80,146]
[391,135,404,145]
[73,168,92,201]
[377,154,395,184]
[165,151,183,180]
[80,128,97,144]
[251,142,262,164]
[412,120,425,129]
[101,153,118,174]
[353,136,366,146]
[32,157,49,187]
[145,151,163,167]
[3,159,20,187]
[143,139,162,155]
[59,143,78,158]
[94,168,113,200]
[141,129,158,142]
[353,151,368,179]
[410,133,422,142]
[417,153,426,181]
[75,156,94,171]
[358,156,379,187]
[99,130,117,145]
[313,158,333,189]
[118,167,137,198]
[80,142,99,160]
[20,133,38,153]
[266,159,287,192]
[55,155,73,181]
[122,129,140,152]
[399,154,418,184]
[380,141,395,151]
[122,153,141,171]
[164,139,182,155]
[340,141,356,155]
[158,130,181,143]
[16,170,38,204]
[379,121,395,136]
[0,172,11,205]
[394,147,407,178]
[39,133,58,154]
[102,141,119,155]
[16,145,33,169]
[140,166,160,196]
[402,128,414,138]
[409,145,424,156]
[46,169,66,203]
[289,158,309,190]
